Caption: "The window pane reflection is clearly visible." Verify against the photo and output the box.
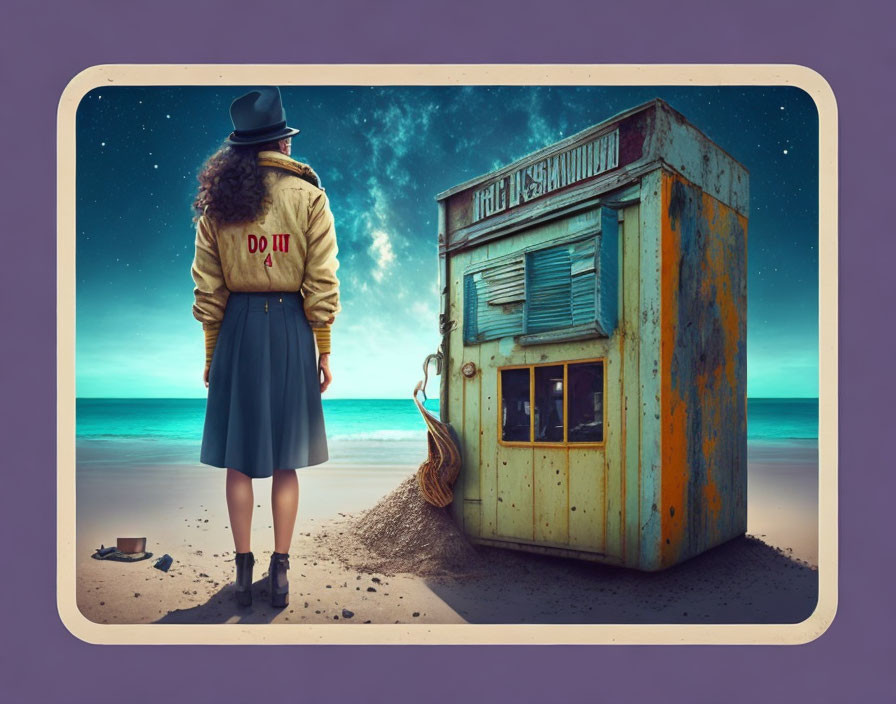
[567,361,603,442]
[534,365,564,442]
[501,368,530,441]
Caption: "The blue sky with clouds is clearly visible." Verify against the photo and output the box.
[75,85,818,399]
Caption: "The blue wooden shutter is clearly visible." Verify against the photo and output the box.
[465,206,619,344]
[570,237,597,326]
[523,206,618,338]
[463,256,525,343]
[595,206,618,336]
[462,273,479,343]
[526,236,604,334]
[527,241,584,333]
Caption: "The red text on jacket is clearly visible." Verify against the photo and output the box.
[247,233,290,253]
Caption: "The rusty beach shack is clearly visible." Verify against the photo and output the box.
[434,98,748,571]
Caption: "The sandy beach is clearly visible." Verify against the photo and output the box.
[72,437,818,626]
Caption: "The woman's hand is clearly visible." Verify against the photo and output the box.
[319,353,332,394]
[203,363,210,389]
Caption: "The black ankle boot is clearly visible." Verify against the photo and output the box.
[269,552,290,608]
[234,551,254,607]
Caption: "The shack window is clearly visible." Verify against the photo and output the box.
[500,367,531,442]
[534,365,564,441]
[567,361,604,442]
[499,359,604,445]
[462,207,618,345]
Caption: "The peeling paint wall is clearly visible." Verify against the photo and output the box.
[659,170,748,568]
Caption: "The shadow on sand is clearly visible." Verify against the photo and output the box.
[424,534,818,624]
[151,534,816,625]
[155,576,297,624]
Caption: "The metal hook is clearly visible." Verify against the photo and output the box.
[417,316,455,401]
[420,350,444,402]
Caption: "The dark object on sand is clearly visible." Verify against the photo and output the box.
[413,356,462,507]
[153,554,173,572]
[92,546,154,562]
[95,545,117,557]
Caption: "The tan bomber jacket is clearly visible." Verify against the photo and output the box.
[191,150,341,362]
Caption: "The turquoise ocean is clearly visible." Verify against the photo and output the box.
[76,398,818,470]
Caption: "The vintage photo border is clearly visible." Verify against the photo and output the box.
[56,63,837,645]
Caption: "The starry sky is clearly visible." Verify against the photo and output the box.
[75,85,818,399]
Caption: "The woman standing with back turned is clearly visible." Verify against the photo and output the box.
[190,86,341,609]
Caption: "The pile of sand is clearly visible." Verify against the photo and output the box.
[314,474,486,578]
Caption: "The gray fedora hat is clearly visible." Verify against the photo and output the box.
[225,86,300,146]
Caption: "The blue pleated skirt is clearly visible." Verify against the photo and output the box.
[200,290,328,479]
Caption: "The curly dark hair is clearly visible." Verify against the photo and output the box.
[192,139,283,225]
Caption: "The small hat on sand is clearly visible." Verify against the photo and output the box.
[92,537,153,562]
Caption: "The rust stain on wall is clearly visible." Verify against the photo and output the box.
[660,172,689,566]
[660,170,747,567]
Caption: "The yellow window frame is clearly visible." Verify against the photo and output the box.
[497,356,606,448]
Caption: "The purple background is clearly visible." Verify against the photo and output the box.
[0,1,889,701]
